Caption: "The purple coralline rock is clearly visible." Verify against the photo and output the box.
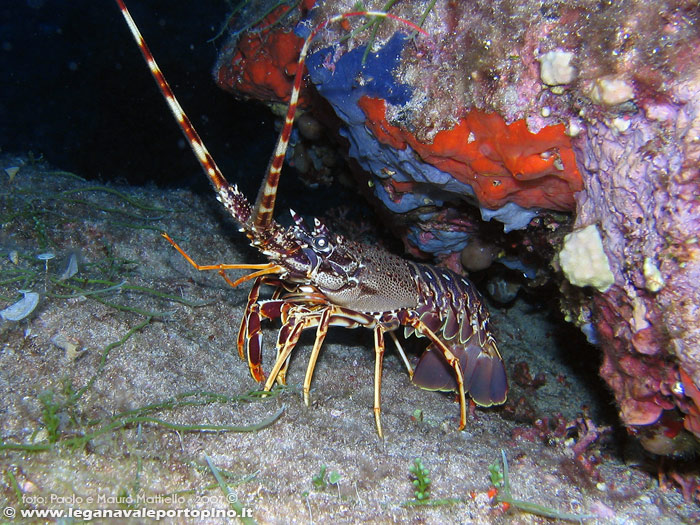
[574,78,700,446]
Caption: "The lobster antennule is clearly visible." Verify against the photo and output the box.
[115,0,254,228]
[251,11,430,232]
[161,233,285,288]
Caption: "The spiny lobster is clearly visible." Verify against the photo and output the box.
[116,0,507,437]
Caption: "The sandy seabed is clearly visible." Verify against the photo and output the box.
[0,155,697,524]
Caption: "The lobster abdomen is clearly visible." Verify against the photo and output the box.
[407,262,508,407]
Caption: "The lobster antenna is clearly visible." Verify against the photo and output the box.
[115,0,261,232]
[115,0,231,194]
[251,10,428,232]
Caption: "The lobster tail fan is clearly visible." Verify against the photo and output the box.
[412,346,460,392]
[412,342,507,406]
[412,343,472,392]
[466,343,508,407]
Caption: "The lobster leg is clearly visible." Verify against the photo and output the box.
[273,303,307,386]
[244,303,265,382]
[238,275,269,360]
[389,331,413,379]
[400,312,468,430]
[268,308,389,437]
[263,312,315,392]
[297,308,376,404]
[162,235,285,382]
[271,308,326,389]
[272,306,361,387]
[273,295,335,385]
[373,325,386,438]
[303,308,332,406]
[233,275,287,382]
[245,298,287,383]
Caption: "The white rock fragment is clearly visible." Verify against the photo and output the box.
[672,382,685,396]
[566,119,582,137]
[632,296,650,332]
[21,480,39,493]
[643,257,665,292]
[558,224,615,292]
[33,429,48,443]
[1,291,40,321]
[645,103,675,122]
[539,50,576,86]
[587,76,634,106]
[51,333,82,361]
[611,117,631,132]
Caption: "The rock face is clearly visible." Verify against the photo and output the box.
[213,0,700,452]
[575,85,700,445]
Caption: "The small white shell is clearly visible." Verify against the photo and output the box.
[1,291,40,321]
[59,253,79,281]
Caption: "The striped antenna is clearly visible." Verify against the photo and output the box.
[115,0,254,228]
[252,10,428,232]
[115,0,230,192]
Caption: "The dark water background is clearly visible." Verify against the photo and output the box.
[1,0,275,198]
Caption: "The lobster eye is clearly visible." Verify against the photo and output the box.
[314,235,331,252]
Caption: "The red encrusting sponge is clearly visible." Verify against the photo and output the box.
[358,96,583,212]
